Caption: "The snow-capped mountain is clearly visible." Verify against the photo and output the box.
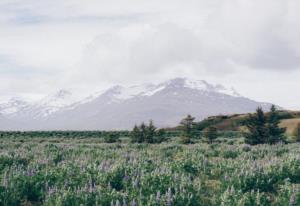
[0,78,275,130]
[29,89,83,117]
[0,97,29,115]
[82,78,241,103]
[8,89,84,120]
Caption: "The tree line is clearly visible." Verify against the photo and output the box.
[128,105,296,145]
[244,105,286,145]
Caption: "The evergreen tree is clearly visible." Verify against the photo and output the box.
[145,120,156,143]
[131,121,167,144]
[130,125,142,143]
[155,128,167,143]
[140,122,147,143]
[294,123,300,142]
[244,107,269,145]
[180,114,195,144]
[267,105,286,144]
[204,126,218,144]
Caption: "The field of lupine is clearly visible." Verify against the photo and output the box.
[1,136,300,206]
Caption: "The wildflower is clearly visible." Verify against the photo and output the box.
[2,172,8,188]
[131,199,137,206]
[26,169,35,177]
[48,186,57,196]
[122,199,127,206]
[156,191,161,203]
[289,193,297,206]
[116,200,121,206]
[166,188,172,206]
[133,178,139,188]
[123,173,130,181]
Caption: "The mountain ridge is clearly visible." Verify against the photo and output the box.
[0,78,276,130]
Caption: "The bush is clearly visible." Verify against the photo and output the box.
[104,133,120,143]
[180,136,193,144]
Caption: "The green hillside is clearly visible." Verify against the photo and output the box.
[177,110,300,134]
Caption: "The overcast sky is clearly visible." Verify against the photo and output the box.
[0,0,300,109]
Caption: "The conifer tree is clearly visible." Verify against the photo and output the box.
[204,126,218,144]
[267,105,286,144]
[244,107,269,145]
[130,125,142,143]
[145,120,156,143]
[180,114,195,144]
[139,122,147,143]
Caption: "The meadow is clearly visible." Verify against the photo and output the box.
[1,133,300,206]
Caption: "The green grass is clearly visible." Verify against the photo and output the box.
[0,136,300,205]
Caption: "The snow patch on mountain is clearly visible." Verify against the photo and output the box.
[143,85,166,96]
[214,85,241,97]
[0,97,29,115]
[33,90,86,117]
[183,79,208,90]
[8,89,88,119]
[109,84,156,100]
[37,90,79,107]
[91,78,241,100]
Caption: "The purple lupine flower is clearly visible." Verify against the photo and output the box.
[88,179,96,193]
[289,193,297,206]
[2,172,8,188]
[64,180,68,189]
[166,188,172,206]
[26,169,35,177]
[156,191,161,203]
[131,199,137,206]
[48,186,56,196]
[224,174,229,182]
[88,183,95,193]
[133,178,139,188]
[123,172,130,181]
[122,199,127,206]
[115,200,121,206]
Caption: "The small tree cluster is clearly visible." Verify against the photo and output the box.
[130,121,166,143]
[245,105,286,145]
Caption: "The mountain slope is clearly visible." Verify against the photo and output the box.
[0,78,275,130]
[31,78,273,130]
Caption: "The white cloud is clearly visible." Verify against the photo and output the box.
[0,0,300,108]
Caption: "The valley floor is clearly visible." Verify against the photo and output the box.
[0,137,300,205]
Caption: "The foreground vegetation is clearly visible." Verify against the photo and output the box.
[1,136,300,206]
[1,107,300,205]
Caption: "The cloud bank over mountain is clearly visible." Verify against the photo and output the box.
[0,0,300,109]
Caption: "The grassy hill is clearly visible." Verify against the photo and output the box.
[280,118,300,135]
[186,110,300,135]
